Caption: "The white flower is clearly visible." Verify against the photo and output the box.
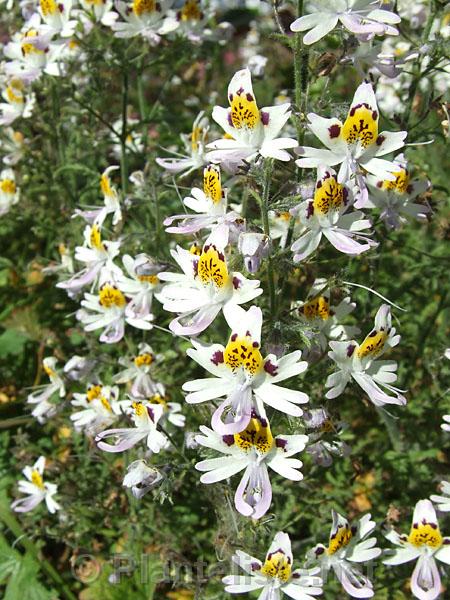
[57,223,121,294]
[293,278,360,354]
[174,0,210,43]
[290,0,401,45]
[95,399,170,453]
[325,304,406,406]
[4,16,66,82]
[365,153,430,228]
[0,168,20,216]
[70,384,123,434]
[290,166,376,262]
[79,0,118,26]
[442,415,450,433]
[114,343,159,397]
[183,303,308,435]
[0,79,35,126]
[75,166,122,226]
[206,68,297,170]
[430,481,450,513]
[63,354,97,381]
[11,456,60,514]
[111,0,178,43]
[38,0,78,37]
[383,499,450,600]
[0,127,26,165]
[307,510,381,598]
[163,164,242,237]
[303,408,351,466]
[238,232,270,274]
[156,110,209,176]
[195,411,308,519]
[42,242,75,276]
[223,531,322,599]
[117,254,160,327]
[295,81,407,204]
[157,224,262,336]
[27,357,65,423]
[77,279,153,344]
[123,460,163,499]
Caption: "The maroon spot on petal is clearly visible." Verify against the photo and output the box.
[261,110,269,125]
[328,124,341,139]
[351,525,357,535]
[222,434,235,446]
[347,344,356,357]
[58,3,64,11]
[430,522,438,529]
[275,438,288,450]
[376,181,382,188]
[444,539,450,545]
[315,546,325,556]
[218,251,225,261]
[252,341,259,348]
[228,93,233,102]
[292,572,301,579]
[306,201,314,219]
[372,110,378,120]
[232,276,241,289]
[406,184,413,194]
[237,86,244,95]
[368,330,377,337]
[147,406,155,421]
[316,180,322,189]
[376,135,385,146]
[264,360,278,376]
[246,93,254,102]
[211,351,224,366]
[251,562,261,571]
[227,112,234,127]
[231,333,238,341]
[246,330,251,336]
[343,187,349,204]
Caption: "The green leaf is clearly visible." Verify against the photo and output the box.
[0,329,28,358]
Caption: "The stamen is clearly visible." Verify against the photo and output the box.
[134,352,154,367]
[98,284,126,308]
[31,469,45,489]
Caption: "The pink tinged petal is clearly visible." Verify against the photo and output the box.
[367,9,401,24]
[323,229,373,255]
[290,13,323,32]
[339,13,385,35]
[169,304,222,337]
[95,428,146,452]
[211,387,253,435]
[232,550,262,575]
[254,383,305,417]
[99,318,125,344]
[351,81,378,112]
[183,378,232,403]
[155,157,196,174]
[222,577,265,594]
[234,463,272,519]
[303,15,339,45]
[11,494,43,513]
[411,555,442,600]
[335,563,374,598]
[352,372,406,406]
[291,230,322,263]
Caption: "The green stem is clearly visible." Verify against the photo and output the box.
[0,505,77,600]
[260,160,276,317]
[375,407,402,453]
[120,70,129,196]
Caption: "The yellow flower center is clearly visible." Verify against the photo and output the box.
[31,469,45,489]
[134,352,154,367]
[84,0,105,4]
[203,165,222,204]
[89,224,104,250]
[313,173,345,215]
[234,417,274,454]
[191,125,203,153]
[133,0,155,16]
[40,0,59,16]
[189,243,201,255]
[356,329,388,359]
[342,103,378,148]
[229,88,260,130]
[21,30,45,56]
[148,393,168,410]
[382,169,410,194]
[43,362,56,378]
[13,131,25,144]
[224,334,263,376]
[300,296,330,320]
[86,384,102,402]
[197,245,229,288]
[408,523,443,548]
[261,551,292,581]
[100,395,112,412]
[328,523,353,555]
[0,179,16,195]
[137,274,159,285]
[132,401,146,417]
[100,173,114,197]
[5,83,24,104]
[179,0,202,21]
[99,284,126,308]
